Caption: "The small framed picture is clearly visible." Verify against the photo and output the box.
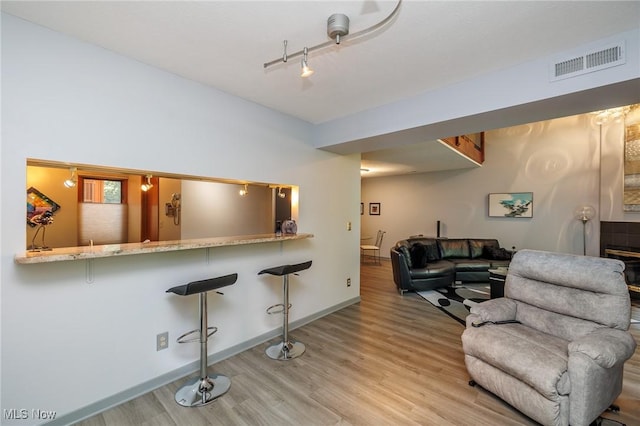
[369,202,381,215]
[488,192,533,218]
[361,203,364,215]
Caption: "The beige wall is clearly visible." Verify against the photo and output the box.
[180,180,275,238]
[361,112,613,257]
[26,165,78,248]
[158,177,182,241]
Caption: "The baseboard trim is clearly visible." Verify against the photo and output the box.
[47,296,360,426]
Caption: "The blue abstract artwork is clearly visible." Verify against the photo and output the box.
[488,192,533,218]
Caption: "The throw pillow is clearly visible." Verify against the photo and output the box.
[425,243,440,262]
[410,243,428,268]
[483,246,512,260]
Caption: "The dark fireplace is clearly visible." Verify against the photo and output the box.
[601,221,640,298]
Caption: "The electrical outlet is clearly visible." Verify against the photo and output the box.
[157,332,169,351]
[347,278,351,287]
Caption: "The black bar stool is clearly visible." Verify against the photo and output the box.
[258,260,312,360]
[166,273,238,407]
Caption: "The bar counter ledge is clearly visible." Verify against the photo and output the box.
[15,233,314,264]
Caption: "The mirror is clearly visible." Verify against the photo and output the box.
[26,159,297,250]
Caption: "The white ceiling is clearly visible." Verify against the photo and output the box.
[3,1,640,176]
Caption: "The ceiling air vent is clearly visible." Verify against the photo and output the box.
[550,42,625,82]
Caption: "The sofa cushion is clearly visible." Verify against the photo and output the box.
[409,260,455,279]
[410,243,427,268]
[462,323,570,398]
[439,239,470,259]
[425,242,440,261]
[450,259,491,271]
[469,239,500,259]
[398,245,412,268]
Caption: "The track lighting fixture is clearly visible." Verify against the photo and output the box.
[277,187,286,198]
[64,167,77,188]
[239,184,249,196]
[263,0,401,76]
[301,47,314,78]
[141,174,153,192]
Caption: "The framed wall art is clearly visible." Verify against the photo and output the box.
[369,202,381,215]
[488,192,533,218]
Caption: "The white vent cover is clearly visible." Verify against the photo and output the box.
[550,42,625,81]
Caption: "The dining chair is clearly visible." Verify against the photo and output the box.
[360,230,385,264]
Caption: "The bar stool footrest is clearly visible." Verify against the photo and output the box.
[266,303,292,315]
[176,326,218,344]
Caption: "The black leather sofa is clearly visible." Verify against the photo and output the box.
[390,237,512,294]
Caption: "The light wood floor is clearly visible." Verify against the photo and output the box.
[76,260,640,426]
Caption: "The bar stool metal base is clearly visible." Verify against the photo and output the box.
[265,340,306,360]
[174,373,231,407]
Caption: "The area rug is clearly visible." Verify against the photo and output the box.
[417,285,640,327]
[416,284,489,325]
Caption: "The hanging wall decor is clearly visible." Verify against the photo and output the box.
[488,193,533,218]
[624,107,640,211]
[26,187,60,227]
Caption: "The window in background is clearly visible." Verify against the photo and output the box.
[82,179,123,204]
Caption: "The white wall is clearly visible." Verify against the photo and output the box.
[1,14,361,424]
[361,113,618,258]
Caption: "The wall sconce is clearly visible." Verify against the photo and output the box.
[141,174,154,192]
[277,187,286,198]
[239,184,249,196]
[64,167,77,188]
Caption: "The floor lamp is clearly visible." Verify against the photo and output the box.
[574,206,595,256]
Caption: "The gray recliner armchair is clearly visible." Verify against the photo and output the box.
[462,249,636,426]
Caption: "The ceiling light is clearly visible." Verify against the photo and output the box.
[141,174,153,192]
[64,167,77,188]
[277,187,286,198]
[263,0,402,75]
[301,47,314,78]
[239,184,249,196]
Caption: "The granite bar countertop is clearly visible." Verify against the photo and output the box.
[15,233,314,264]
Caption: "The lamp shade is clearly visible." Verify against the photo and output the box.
[574,205,595,222]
